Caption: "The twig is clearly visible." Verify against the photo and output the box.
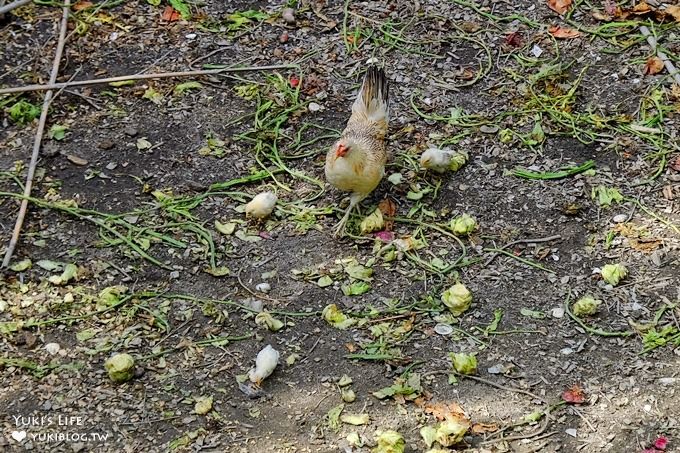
[640,25,680,85]
[484,234,561,267]
[0,64,296,95]
[0,0,30,15]
[422,369,546,403]
[1,0,70,269]
[481,416,551,446]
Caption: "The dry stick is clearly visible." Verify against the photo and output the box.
[484,234,562,267]
[0,0,30,15]
[0,64,296,95]
[1,0,70,269]
[640,25,680,85]
[422,369,546,403]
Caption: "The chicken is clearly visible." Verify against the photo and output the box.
[325,66,389,236]
[420,147,468,173]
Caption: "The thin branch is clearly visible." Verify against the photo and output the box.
[0,0,30,16]
[1,0,70,268]
[0,64,297,95]
[484,234,562,267]
[640,25,680,85]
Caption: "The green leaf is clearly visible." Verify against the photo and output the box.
[174,81,203,95]
[214,220,236,235]
[76,328,97,342]
[142,87,164,105]
[317,275,333,287]
[591,185,623,207]
[9,258,32,272]
[485,309,503,334]
[146,0,160,5]
[169,0,191,19]
[520,308,545,319]
[8,100,40,124]
[326,403,344,431]
[109,80,135,87]
[48,124,68,140]
[341,281,371,296]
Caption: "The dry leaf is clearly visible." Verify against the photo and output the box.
[670,156,680,172]
[423,402,467,421]
[504,31,523,47]
[548,25,581,38]
[73,0,93,11]
[662,185,674,201]
[471,423,499,434]
[667,5,680,22]
[378,198,396,230]
[547,0,572,15]
[644,56,664,75]
[66,154,88,166]
[161,6,181,21]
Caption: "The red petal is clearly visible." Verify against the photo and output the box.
[654,436,668,450]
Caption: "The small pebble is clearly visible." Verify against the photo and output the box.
[45,343,61,355]
[612,214,627,223]
[279,31,289,43]
[123,126,138,137]
[308,102,321,112]
[185,33,197,39]
[434,323,453,335]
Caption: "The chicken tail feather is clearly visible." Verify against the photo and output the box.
[352,66,389,124]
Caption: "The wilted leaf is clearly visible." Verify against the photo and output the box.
[520,308,546,319]
[143,87,164,104]
[322,304,356,329]
[255,312,284,331]
[504,31,523,47]
[194,396,213,415]
[48,263,78,285]
[136,138,152,151]
[548,25,581,38]
[174,81,203,95]
[326,403,344,431]
[644,56,664,75]
[109,80,135,87]
[547,0,572,14]
[373,430,405,453]
[317,275,333,287]
[450,352,477,375]
[214,220,236,235]
[360,208,384,234]
[161,5,180,21]
[340,413,369,425]
[341,281,371,296]
[9,258,31,272]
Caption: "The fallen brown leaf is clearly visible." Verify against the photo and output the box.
[547,0,572,15]
[548,25,581,39]
[670,156,680,172]
[504,31,523,47]
[667,5,680,22]
[423,402,467,421]
[161,6,181,21]
[644,56,664,75]
[471,422,499,434]
[72,0,93,11]
[378,198,396,230]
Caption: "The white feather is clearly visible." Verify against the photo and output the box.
[248,344,280,384]
[245,192,277,219]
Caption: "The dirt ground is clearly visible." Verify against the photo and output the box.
[1,0,680,452]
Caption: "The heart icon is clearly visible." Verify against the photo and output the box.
[11,431,27,442]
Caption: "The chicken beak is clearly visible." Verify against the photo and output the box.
[335,144,348,158]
